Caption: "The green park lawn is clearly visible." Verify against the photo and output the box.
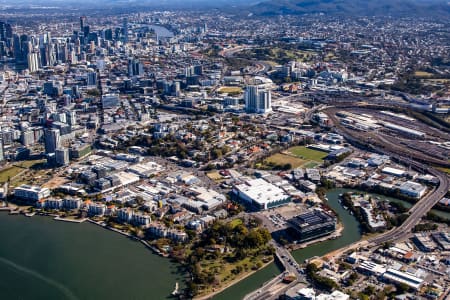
[288,146,328,162]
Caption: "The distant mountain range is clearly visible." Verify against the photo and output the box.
[250,0,450,17]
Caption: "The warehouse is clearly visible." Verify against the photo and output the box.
[382,268,423,290]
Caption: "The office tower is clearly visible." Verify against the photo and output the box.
[83,25,90,38]
[44,128,61,154]
[0,41,6,58]
[122,18,129,43]
[66,111,77,126]
[45,43,56,66]
[104,28,113,41]
[128,58,144,76]
[57,43,68,62]
[0,138,4,162]
[39,46,47,66]
[13,34,22,61]
[21,130,35,146]
[173,81,181,97]
[244,85,272,114]
[80,16,86,32]
[0,22,13,41]
[27,52,39,73]
[69,50,77,64]
[87,71,97,86]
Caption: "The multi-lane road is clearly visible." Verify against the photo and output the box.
[327,109,450,244]
[243,242,305,300]
[369,155,449,244]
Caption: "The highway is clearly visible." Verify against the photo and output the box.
[368,156,449,244]
[328,114,450,245]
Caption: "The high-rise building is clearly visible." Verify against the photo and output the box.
[44,128,61,154]
[27,52,39,73]
[122,18,129,43]
[80,16,86,32]
[87,71,97,86]
[0,138,4,162]
[244,85,272,114]
[0,21,13,41]
[128,58,144,76]
[55,148,69,166]
[66,111,77,126]
[21,130,35,146]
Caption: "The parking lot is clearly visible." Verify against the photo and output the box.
[255,203,307,233]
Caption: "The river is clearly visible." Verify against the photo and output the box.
[214,188,450,299]
[0,213,183,300]
[1,188,447,300]
[213,188,362,300]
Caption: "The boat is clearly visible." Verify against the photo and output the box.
[171,282,179,296]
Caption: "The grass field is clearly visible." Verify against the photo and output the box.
[218,86,243,94]
[0,166,24,183]
[14,159,46,169]
[287,146,328,162]
[302,161,321,169]
[264,153,306,169]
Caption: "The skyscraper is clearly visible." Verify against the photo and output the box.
[122,18,129,43]
[80,16,86,32]
[0,138,4,162]
[87,71,97,86]
[44,128,61,154]
[0,21,12,41]
[27,52,39,73]
[128,58,144,76]
[244,85,272,114]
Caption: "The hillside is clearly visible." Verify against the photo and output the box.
[251,0,450,17]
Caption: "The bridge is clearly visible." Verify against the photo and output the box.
[243,242,306,300]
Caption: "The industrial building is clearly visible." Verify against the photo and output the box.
[398,181,427,199]
[382,268,423,290]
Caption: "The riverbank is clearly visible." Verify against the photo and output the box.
[2,206,169,259]
[194,258,275,300]
[86,219,167,257]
